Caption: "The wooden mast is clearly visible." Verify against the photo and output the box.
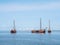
[13,20,16,30]
[40,18,42,30]
[49,20,50,30]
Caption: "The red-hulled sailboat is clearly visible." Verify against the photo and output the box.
[32,18,45,33]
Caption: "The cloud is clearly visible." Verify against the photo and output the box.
[0,2,60,12]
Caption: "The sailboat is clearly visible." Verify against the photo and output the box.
[32,18,45,33]
[10,20,16,33]
[48,20,51,33]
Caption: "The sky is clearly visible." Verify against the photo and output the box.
[0,0,60,31]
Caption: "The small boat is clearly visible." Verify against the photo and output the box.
[48,20,51,33]
[10,20,16,33]
[10,29,16,33]
[48,30,51,33]
[32,18,45,33]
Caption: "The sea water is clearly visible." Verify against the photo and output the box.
[0,30,60,45]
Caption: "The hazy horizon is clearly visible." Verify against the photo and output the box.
[0,0,60,30]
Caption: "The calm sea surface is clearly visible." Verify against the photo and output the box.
[0,30,60,45]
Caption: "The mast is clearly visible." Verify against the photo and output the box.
[49,20,50,30]
[40,18,42,30]
[13,20,16,30]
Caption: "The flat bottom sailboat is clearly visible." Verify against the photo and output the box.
[32,18,45,33]
[10,20,16,33]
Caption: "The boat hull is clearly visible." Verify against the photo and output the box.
[32,29,45,33]
[48,30,51,33]
[10,29,16,33]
